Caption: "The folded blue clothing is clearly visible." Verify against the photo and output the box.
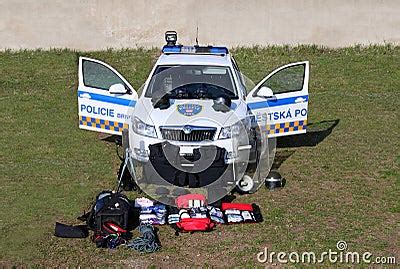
[168,213,179,219]
[140,208,153,214]
[191,206,208,213]
[140,213,158,220]
[189,212,207,218]
[226,213,243,223]
[225,209,241,215]
[141,218,166,225]
[140,206,167,225]
[211,215,225,224]
[167,214,180,224]
[207,206,224,218]
[140,212,166,223]
[140,204,167,214]
[139,204,167,225]
[134,197,153,208]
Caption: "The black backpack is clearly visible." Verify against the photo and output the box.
[55,190,139,246]
[85,191,139,232]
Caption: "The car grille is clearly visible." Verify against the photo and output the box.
[160,126,217,142]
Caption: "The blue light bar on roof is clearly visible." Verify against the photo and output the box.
[162,46,181,53]
[162,45,228,55]
[209,47,229,54]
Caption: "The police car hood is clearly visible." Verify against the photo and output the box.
[142,98,242,128]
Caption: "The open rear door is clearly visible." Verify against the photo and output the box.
[247,61,309,137]
[78,57,138,135]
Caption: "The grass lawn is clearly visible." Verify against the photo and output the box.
[0,46,399,267]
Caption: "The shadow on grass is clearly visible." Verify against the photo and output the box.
[101,134,121,145]
[272,119,339,169]
[277,119,340,148]
[272,150,296,170]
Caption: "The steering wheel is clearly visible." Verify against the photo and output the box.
[176,87,189,99]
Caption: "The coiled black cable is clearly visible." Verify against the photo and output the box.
[126,224,161,253]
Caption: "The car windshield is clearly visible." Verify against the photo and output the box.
[145,65,237,99]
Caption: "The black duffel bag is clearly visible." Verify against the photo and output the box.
[86,191,139,232]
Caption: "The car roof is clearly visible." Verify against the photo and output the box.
[156,53,233,67]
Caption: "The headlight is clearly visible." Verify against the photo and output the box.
[218,121,242,140]
[132,116,157,138]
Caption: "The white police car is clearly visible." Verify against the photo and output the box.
[77,32,309,195]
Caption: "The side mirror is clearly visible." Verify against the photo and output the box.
[109,83,127,94]
[256,86,274,98]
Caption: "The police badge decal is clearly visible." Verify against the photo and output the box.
[177,104,202,116]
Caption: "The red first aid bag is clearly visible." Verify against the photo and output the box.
[176,218,215,232]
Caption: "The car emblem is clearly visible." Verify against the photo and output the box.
[177,104,202,116]
[182,125,192,134]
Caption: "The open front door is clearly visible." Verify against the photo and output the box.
[78,57,138,135]
[247,61,309,137]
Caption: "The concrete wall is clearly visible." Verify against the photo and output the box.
[0,0,399,50]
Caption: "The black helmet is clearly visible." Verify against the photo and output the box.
[265,171,285,190]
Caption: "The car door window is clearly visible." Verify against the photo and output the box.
[231,57,247,96]
[260,64,305,94]
[82,60,126,90]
